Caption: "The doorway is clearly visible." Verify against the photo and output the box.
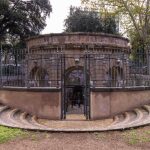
[65,68,84,116]
[61,55,90,120]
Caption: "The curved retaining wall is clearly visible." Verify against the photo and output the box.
[0,88,61,120]
[0,87,150,120]
[90,87,150,120]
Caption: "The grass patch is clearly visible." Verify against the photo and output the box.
[93,132,105,140]
[123,129,150,145]
[123,130,139,145]
[0,126,27,144]
[145,130,150,135]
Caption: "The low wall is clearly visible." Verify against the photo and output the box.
[90,87,150,120]
[1,87,150,120]
[0,88,61,120]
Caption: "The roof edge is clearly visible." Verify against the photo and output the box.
[26,32,129,42]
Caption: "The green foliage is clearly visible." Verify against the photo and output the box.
[1,39,26,65]
[81,0,150,52]
[93,132,105,140]
[129,29,146,63]
[0,126,26,144]
[0,0,52,39]
[64,7,118,34]
[0,0,52,65]
[123,129,150,145]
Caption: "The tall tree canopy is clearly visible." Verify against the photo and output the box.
[81,0,150,49]
[0,0,52,66]
[64,6,118,34]
[0,0,52,39]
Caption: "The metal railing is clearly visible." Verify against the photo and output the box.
[0,47,149,88]
[89,50,150,88]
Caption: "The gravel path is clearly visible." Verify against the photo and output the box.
[0,126,150,150]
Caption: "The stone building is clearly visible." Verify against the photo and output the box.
[26,32,130,119]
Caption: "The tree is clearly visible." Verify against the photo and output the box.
[64,6,118,34]
[81,0,150,47]
[82,0,150,72]
[0,0,52,39]
[0,0,52,67]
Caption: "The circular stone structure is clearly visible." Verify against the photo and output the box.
[25,32,131,120]
[0,32,150,132]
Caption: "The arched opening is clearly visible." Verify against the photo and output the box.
[65,66,85,114]
[65,66,84,86]
[108,66,123,87]
[29,66,49,87]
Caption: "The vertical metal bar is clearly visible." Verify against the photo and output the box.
[108,54,111,87]
[84,52,91,120]
[26,46,30,88]
[87,53,91,119]
[56,49,59,88]
[84,54,87,118]
[61,52,66,119]
[0,43,2,87]
[63,53,66,119]
[122,53,125,88]
[61,53,64,119]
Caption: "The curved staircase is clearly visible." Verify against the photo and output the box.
[0,103,150,132]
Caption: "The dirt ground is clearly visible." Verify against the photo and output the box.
[0,126,150,150]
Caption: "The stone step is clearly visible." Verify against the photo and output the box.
[122,108,146,128]
[12,110,35,129]
[0,108,18,127]
[0,106,9,124]
[19,112,36,129]
[128,107,149,127]
[31,116,47,129]
[141,105,150,124]
[0,103,150,132]
[0,105,9,112]
[108,111,136,129]
[8,109,22,127]
[109,107,150,130]
[143,105,150,113]
[110,112,131,129]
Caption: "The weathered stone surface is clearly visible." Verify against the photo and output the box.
[26,33,129,50]
[0,103,150,132]
[0,90,61,120]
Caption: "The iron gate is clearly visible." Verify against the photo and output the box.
[83,54,90,119]
[61,54,90,119]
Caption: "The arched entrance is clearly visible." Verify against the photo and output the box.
[29,66,49,87]
[109,66,123,87]
[65,67,84,115]
[61,55,90,120]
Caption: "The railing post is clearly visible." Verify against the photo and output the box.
[26,46,30,89]
[0,42,2,87]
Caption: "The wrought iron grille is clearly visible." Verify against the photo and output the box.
[27,53,62,88]
[0,46,149,88]
[89,50,150,88]
[0,47,26,87]
[0,47,63,88]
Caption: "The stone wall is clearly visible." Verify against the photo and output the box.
[0,88,61,120]
[90,88,150,120]
[26,33,130,88]
[1,87,150,120]
[26,33,129,50]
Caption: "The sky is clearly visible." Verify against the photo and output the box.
[42,0,81,34]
